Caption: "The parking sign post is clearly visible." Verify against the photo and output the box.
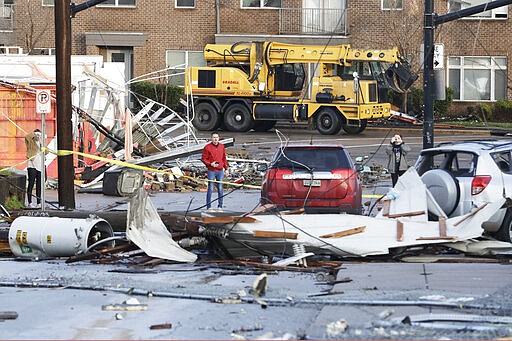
[36,90,51,211]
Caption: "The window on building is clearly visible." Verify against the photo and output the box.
[42,0,54,6]
[166,50,205,86]
[1,0,13,17]
[448,0,507,19]
[381,0,403,10]
[241,0,282,9]
[97,0,136,7]
[176,0,195,8]
[448,56,507,101]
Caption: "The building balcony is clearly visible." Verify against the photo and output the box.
[279,7,349,35]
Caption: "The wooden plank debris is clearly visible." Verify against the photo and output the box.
[439,217,447,238]
[396,220,404,241]
[382,200,390,216]
[453,203,488,227]
[66,243,139,264]
[199,215,260,224]
[319,226,365,239]
[249,204,277,214]
[252,230,298,239]
[387,210,426,218]
[282,207,305,215]
[149,323,172,330]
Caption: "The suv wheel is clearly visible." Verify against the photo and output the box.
[495,208,512,243]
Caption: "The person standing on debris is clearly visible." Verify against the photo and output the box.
[201,132,229,211]
[386,133,410,187]
[25,129,44,208]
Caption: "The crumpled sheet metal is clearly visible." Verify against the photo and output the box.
[126,188,197,262]
[216,168,505,258]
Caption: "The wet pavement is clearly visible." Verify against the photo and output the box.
[2,256,512,339]
[2,189,512,339]
[2,128,512,339]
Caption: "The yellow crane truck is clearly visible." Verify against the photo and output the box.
[184,41,417,135]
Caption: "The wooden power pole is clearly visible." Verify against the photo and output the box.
[53,0,109,210]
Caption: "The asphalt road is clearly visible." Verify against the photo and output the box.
[2,125,512,340]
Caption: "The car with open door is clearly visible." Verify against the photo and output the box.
[415,139,512,242]
[259,144,362,214]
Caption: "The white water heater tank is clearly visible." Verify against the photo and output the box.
[9,216,114,259]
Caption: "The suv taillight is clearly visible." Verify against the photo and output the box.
[471,175,491,195]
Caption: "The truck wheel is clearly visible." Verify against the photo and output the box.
[224,103,254,132]
[192,102,221,131]
[253,120,276,132]
[315,108,341,135]
[342,119,367,134]
[495,208,512,243]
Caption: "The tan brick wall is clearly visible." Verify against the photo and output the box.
[9,0,512,102]
[350,0,512,102]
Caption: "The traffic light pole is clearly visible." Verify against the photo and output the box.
[423,0,512,149]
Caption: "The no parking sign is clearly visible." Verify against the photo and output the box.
[36,90,51,114]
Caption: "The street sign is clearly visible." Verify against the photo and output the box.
[36,90,51,114]
[433,44,444,69]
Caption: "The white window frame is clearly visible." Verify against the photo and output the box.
[447,0,508,19]
[447,56,507,102]
[42,0,54,6]
[241,0,282,9]
[97,0,136,8]
[166,50,205,87]
[176,0,195,8]
[381,0,403,10]
[1,0,13,18]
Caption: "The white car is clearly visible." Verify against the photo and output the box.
[415,139,512,242]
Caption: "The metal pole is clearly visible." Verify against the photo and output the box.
[436,0,512,24]
[55,0,75,210]
[41,113,46,212]
[422,0,435,149]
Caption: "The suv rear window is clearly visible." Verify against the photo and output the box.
[271,147,351,171]
[492,151,512,173]
[416,151,477,177]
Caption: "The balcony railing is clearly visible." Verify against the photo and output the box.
[279,8,349,35]
[0,4,13,31]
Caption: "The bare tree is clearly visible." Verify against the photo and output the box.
[16,0,53,54]
[379,0,424,114]
[382,0,423,67]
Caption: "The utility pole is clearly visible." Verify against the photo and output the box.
[54,0,108,210]
[422,0,512,149]
[54,0,74,210]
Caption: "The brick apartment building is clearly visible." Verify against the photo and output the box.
[0,0,510,111]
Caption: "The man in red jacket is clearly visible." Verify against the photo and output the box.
[201,132,229,211]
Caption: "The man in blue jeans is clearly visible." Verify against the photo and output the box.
[201,132,229,211]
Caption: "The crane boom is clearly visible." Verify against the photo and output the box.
[204,42,403,66]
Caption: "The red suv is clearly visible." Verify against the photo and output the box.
[260,145,362,214]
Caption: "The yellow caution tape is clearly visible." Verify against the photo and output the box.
[2,147,390,198]
[46,147,262,190]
